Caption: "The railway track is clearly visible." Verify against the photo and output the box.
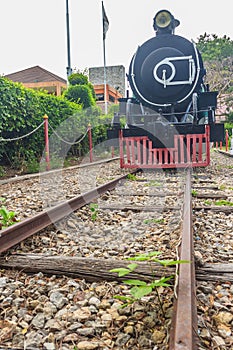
[0,158,124,222]
[0,151,233,349]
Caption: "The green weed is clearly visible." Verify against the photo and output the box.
[126,173,141,181]
[110,251,189,311]
[143,218,164,224]
[89,203,99,221]
[214,200,233,206]
[0,205,18,229]
[0,166,6,177]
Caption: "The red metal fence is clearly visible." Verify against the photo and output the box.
[119,126,210,169]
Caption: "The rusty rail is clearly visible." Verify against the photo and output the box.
[169,169,198,350]
[0,171,137,254]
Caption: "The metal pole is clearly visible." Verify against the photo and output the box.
[43,115,50,171]
[88,124,93,163]
[102,1,109,115]
[103,36,108,114]
[226,130,229,152]
[66,0,72,79]
[230,128,233,155]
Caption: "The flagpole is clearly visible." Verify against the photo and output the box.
[102,1,109,115]
[103,35,107,115]
[66,0,72,79]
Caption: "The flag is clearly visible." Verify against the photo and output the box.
[102,1,109,40]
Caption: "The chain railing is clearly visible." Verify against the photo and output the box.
[48,122,89,145]
[0,122,44,142]
[0,115,94,171]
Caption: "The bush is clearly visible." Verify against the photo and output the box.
[0,76,114,170]
[63,85,95,109]
[68,73,89,86]
[0,77,80,167]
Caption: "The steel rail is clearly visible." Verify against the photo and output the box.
[0,157,120,185]
[169,169,198,350]
[0,171,137,254]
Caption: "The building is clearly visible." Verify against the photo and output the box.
[5,66,67,96]
[89,65,125,96]
[5,65,126,111]
[93,84,123,105]
[89,65,125,111]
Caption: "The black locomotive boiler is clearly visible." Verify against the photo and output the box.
[108,9,224,168]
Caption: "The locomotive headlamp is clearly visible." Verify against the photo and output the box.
[155,10,172,29]
[153,9,180,34]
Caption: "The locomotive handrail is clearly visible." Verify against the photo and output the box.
[153,55,196,87]
[177,42,201,104]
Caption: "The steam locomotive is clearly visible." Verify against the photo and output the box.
[108,9,224,168]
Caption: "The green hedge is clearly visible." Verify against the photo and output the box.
[224,122,233,148]
[0,77,112,169]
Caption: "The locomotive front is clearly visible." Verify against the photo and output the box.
[128,10,207,117]
[108,9,224,169]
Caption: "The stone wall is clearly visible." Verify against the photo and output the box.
[89,65,125,97]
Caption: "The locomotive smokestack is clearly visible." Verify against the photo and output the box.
[153,10,180,35]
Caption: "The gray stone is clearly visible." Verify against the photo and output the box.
[44,319,64,331]
[0,277,8,287]
[43,301,57,318]
[72,307,91,321]
[49,291,68,309]
[76,327,95,336]
[138,335,153,347]
[115,333,131,346]
[77,340,100,349]
[31,313,45,329]
[212,335,226,347]
[44,343,56,350]
[88,296,101,307]
[25,331,43,348]
[68,322,83,331]
[13,297,25,307]
[2,296,13,306]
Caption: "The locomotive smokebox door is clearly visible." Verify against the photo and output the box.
[128,33,205,113]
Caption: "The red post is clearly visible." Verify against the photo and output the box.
[119,130,124,168]
[43,114,50,171]
[205,125,211,166]
[111,146,114,158]
[220,141,222,150]
[226,130,229,152]
[88,124,93,163]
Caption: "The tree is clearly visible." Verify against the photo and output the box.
[63,72,96,109]
[68,72,89,86]
[196,33,233,121]
[196,33,233,62]
[196,33,233,92]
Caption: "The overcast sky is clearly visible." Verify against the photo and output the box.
[1,0,233,81]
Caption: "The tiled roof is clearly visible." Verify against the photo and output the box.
[5,65,66,84]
